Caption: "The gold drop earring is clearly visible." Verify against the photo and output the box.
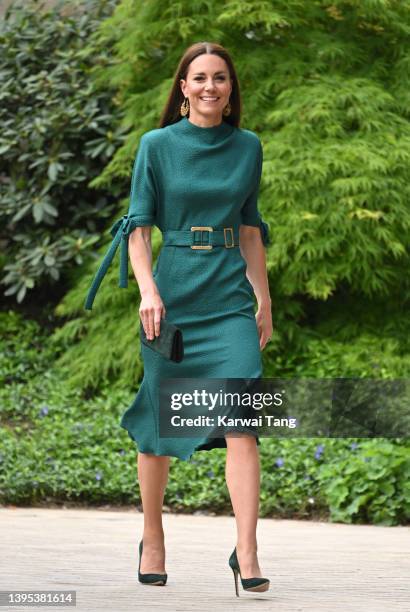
[180,97,190,116]
[223,101,232,116]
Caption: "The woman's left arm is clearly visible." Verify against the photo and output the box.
[239,225,273,350]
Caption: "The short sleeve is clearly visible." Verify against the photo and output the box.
[83,134,158,311]
[240,138,271,247]
[127,134,158,225]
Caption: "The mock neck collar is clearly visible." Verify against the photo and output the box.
[172,116,234,144]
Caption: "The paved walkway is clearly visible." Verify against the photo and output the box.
[0,506,409,611]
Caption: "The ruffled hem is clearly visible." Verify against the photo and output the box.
[120,383,261,462]
[121,427,260,462]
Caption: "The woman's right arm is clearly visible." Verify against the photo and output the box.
[129,226,166,340]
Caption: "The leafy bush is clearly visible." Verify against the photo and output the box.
[316,441,410,525]
[1,375,408,525]
[0,0,123,303]
[0,312,408,525]
[0,310,54,384]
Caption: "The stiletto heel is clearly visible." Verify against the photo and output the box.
[232,567,239,597]
[138,539,167,586]
[228,547,270,596]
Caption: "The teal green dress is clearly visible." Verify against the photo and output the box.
[85,116,270,461]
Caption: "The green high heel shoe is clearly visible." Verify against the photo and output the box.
[228,547,270,597]
[138,539,167,586]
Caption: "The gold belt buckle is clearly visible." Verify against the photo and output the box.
[191,226,213,249]
[224,227,234,248]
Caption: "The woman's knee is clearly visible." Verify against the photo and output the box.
[225,432,258,450]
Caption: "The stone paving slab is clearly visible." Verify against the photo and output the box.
[0,506,409,611]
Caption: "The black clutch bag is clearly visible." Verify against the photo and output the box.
[139,318,184,363]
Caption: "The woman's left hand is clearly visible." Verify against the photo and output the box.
[255,301,273,350]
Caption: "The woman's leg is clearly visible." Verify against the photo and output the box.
[225,433,263,578]
[137,452,170,573]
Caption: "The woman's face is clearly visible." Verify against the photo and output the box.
[180,53,232,124]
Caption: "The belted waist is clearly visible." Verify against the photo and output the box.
[84,216,241,311]
[163,226,239,249]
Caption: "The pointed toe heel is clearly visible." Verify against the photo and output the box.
[228,547,270,597]
[138,540,167,586]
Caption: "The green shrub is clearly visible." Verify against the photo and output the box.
[0,311,408,525]
[316,440,410,525]
[0,0,122,303]
[1,374,408,525]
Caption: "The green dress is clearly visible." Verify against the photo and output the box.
[85,116,270,461]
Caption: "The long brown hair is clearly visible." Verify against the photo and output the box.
[159,42,242,129]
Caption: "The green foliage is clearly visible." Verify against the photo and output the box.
[0,0,123,303]
[262,291,410,378]
[1,310,408,524]
[266,75,410,301]
[0,310,51,384]
[316,440,410,525]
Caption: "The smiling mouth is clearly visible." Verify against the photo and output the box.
[200,97,219,102]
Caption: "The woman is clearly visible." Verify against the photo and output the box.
[85,41,273,597]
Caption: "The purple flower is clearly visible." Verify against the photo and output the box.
[350,442,359,450]
[314,444,324,459]
[95,471,102,481]
[119,449,126,456]
[39,406,49,417]
[275,458,284,467]
[207,470,215,478]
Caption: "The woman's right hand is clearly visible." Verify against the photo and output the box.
[139,290,166,340]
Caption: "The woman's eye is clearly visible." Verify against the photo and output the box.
[194,76,225,81]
